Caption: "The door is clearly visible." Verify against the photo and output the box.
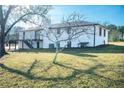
[67,41,71,48]
[37,41,40,48]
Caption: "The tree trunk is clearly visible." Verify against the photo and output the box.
[52,43,59,64]
[0,34,7,58]
[0,5,8,58]
[53,50,59,64]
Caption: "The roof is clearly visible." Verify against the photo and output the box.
[20,21,109,32]
[20,27,43,32]
[49,21,99,29]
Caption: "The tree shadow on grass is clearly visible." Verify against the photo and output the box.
[0,60,124,87]
[15,49,98,58]
[14,44,124,54]
[62,52,98,58]
[0,60,37,79]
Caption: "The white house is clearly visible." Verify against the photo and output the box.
[18,21,109,49]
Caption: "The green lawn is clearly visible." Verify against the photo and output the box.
[0,42,124,88]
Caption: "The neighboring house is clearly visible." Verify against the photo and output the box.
[18,21,109,49]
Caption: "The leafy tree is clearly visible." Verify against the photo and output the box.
[106,24,119,41]
[118,26,124,40]
[107,24,117,31]
[106,24,124,41]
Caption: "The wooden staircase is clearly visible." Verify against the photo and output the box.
[23,40,33,49]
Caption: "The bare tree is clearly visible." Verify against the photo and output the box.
[41,12,92,63]
[0,5,52,57]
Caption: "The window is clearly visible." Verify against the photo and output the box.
[35,31,40,40]
[67,27,71,34]
[57,28,60,34]
[78,42,89,48]
[99,27,102,36]
[104,29,106,37]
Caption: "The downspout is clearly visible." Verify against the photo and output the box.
[93,25,96,47]
[106,30,109,44]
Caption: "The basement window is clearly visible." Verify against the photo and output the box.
[49,43,54,49]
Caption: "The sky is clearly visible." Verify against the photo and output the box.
[48,5,124,26]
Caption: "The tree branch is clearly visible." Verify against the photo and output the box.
[4,6,15,25]
[5,12,46,36]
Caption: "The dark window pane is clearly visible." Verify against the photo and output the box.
[104,29,106,37]
[67,27,71,34]
[99,27,102,36]
[57,28,60,34]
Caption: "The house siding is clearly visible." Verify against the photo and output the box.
[95,25,109,46]
[18,24,109,49]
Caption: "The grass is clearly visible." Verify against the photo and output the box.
[0,42,124,88]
